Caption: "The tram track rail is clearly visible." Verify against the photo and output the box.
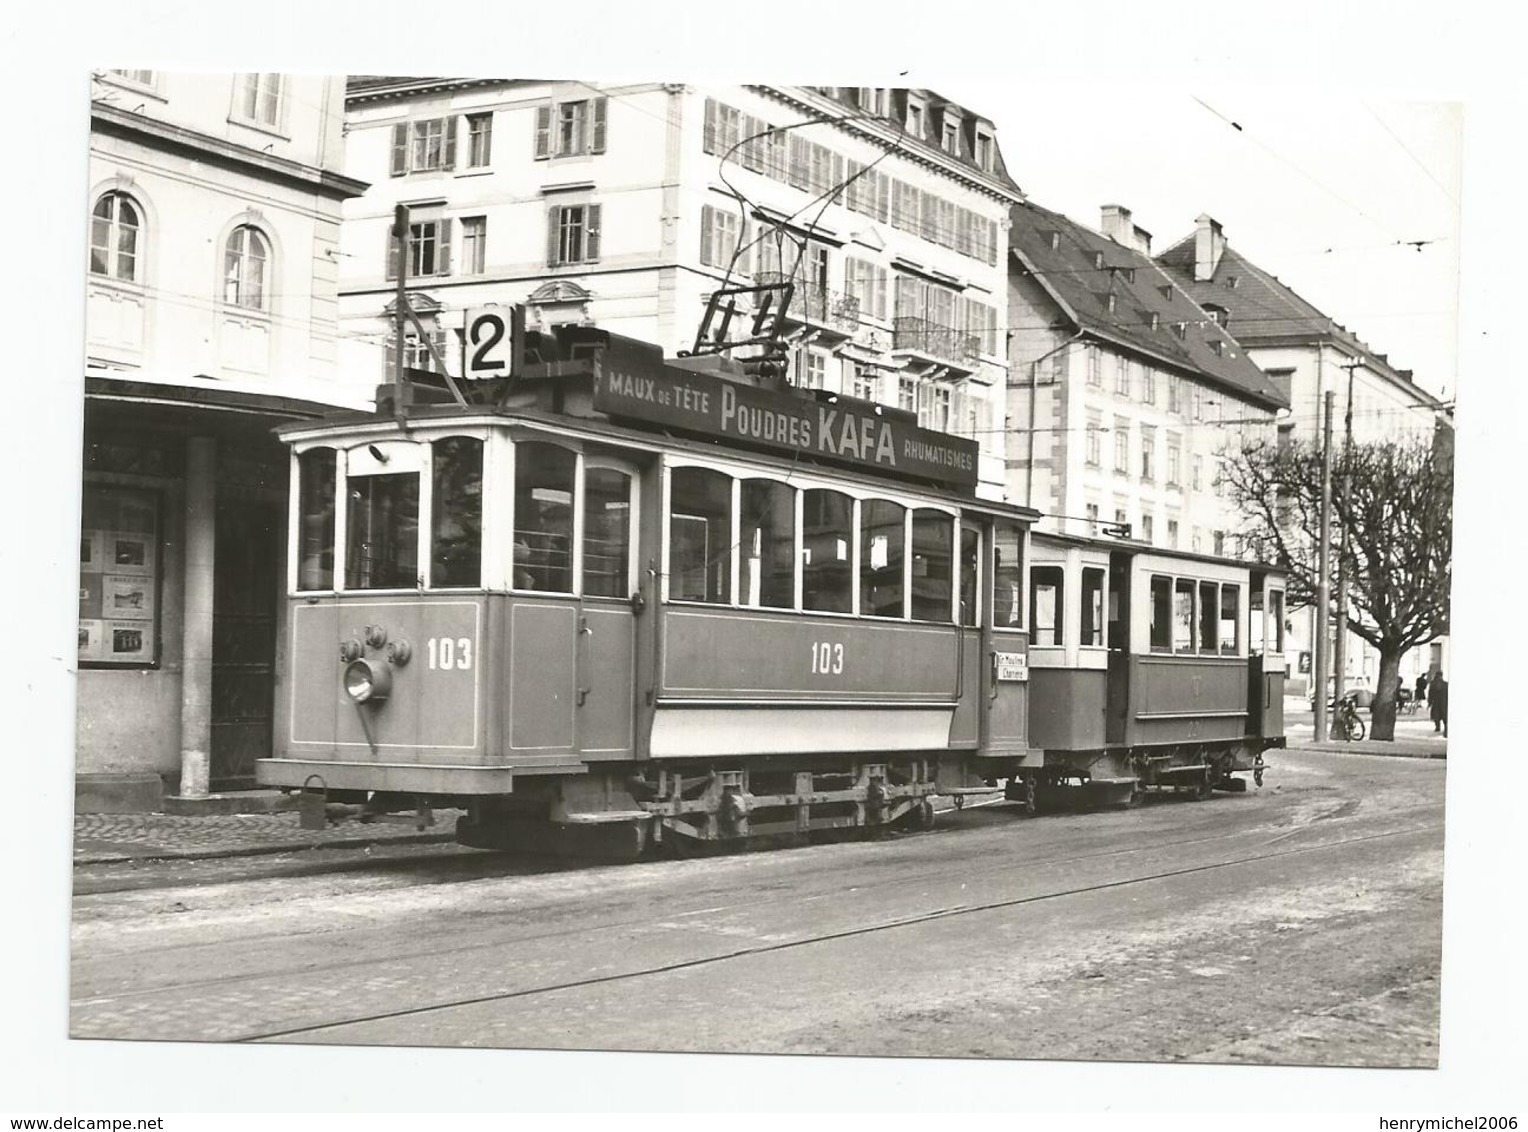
[229,819,1441,1044]
[71,814,1441,1044]
[71,797,1445,999]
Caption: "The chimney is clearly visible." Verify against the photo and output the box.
[1101,204,1132,246]
[1194,213,1225,281]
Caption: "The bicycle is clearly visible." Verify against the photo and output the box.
[1333,695,1366,741]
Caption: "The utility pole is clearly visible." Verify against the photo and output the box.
[1314,389,1335,744]
[392,203,411,426]
[1331,360,1360,736]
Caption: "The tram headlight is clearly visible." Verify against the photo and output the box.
[343,657,392,703]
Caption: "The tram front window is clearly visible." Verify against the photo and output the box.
[669,466,732,603]
[802,488,853,614]
[958,523,980,628]
[346,473,419,590]
[431,437,482,588]
[860,499,905,618]
[297,447,335,591]
[1174,578,1197,653]
[911,509,953,622]
[1220,585,1240,655]
[514,442,575,593]
[1031,565,1064,646]
[740,478,794,609]
[1199,580,1219,654]
[1081,567,1105,646]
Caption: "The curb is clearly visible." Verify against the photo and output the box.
[74,828,458,866]
[1285,740,1446,760]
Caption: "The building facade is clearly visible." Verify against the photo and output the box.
[338,80,1022,496]
[1157,216,1452,695]
[1006,202,1287,549]
[79,71,367,808]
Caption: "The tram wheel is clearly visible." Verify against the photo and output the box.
[1190,770,1214,801]
[914,797,938,831]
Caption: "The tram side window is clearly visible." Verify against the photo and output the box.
[346,472,419,590]
[911,510,954,622]
[1220,585,1240,655]
[1249,586,1265,654]
[670,466,733,603]
[431,437,482,588]
[1199,579,1219,655]
[1080,567,1105,647]
[297,448,336,590]
[993,522,1024,629]
[1149,574,1173,652]
[802,488,854,614]
[958,524,980,628]
[583,467,632,598]
[860,499,906,617]
[739,478,795,609]
[1173,577,1197,654]
[1268,589,1285,653]
[1031,565,1064,647]
[514,442,575,593]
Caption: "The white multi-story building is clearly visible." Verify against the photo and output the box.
[1157,215,1453,694]
[79,71,367,809]
[1007,202,1288,549]
[338,80,1023,496]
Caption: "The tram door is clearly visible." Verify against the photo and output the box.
[1104,551,1132,745]
[984,519,1030,755]
[507,445,638,762]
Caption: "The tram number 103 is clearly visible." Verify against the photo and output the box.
[809,641,845,676]
[426,637,474,671]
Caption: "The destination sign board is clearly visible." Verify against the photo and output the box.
[591,347,979,489]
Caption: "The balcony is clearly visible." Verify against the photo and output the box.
[754,272,860,336]
[891,316,981,372]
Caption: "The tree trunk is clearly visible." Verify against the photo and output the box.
[1370,645,1403,741]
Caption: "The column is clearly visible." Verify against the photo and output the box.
[178,436,216,798]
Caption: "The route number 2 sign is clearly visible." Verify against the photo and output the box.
[464,305,514,380]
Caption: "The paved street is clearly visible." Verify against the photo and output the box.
[70,748,1442,1066]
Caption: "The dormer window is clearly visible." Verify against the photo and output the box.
[975,130,994,172]
[906,98,925,135]
[1105,293,1117,313]
[1209,339,1224,356]
[1049,231,1061,250]
[1150,312,1160,330]
[942,117,960,155]
[1160,284,1174,301]
[1094,251,1105,270]
[1173,322,1187,340]
[859,87,888,116]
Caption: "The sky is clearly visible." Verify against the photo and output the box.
[6,0,1525,1116]
[956,85,1462,401]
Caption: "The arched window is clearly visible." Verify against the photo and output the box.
[90,192,140,282]
[223,225,270,309]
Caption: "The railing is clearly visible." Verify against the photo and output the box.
[892,316,981,366]
[754,272,860,332]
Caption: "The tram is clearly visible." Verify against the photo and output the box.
[257,309,1285,857]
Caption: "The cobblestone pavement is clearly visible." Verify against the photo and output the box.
[74,808,462,864]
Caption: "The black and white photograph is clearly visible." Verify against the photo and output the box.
[8,0,1526,1123]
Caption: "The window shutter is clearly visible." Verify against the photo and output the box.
[585,204,602,261]
[437,218,453,275]
[830,153,845,201]
[787,135,807,190]
[703,98,718,155]
[547,206,562,266]
[534,105,551,160]
[699,205,714,266]
[385,225,401,280]
[988,220,999,266]
[443,116,458,170]
[390,123,408,177]
[591,97,607,154]
[737,220,751,277]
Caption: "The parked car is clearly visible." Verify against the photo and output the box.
[1309,675,1375,710]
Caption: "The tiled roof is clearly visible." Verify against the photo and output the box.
[1010,201,1287,409]
[1156,235,1437,400]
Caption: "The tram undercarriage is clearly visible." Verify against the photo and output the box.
[447,756,947,861]
[996,737,1273,812]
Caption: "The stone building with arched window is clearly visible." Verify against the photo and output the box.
[79,71,368,810]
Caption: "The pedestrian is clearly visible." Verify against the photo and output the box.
[1415,670,1428,707]
[1429,673,1448,736]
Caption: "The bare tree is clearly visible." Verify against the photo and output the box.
[1221,433,1452,741]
